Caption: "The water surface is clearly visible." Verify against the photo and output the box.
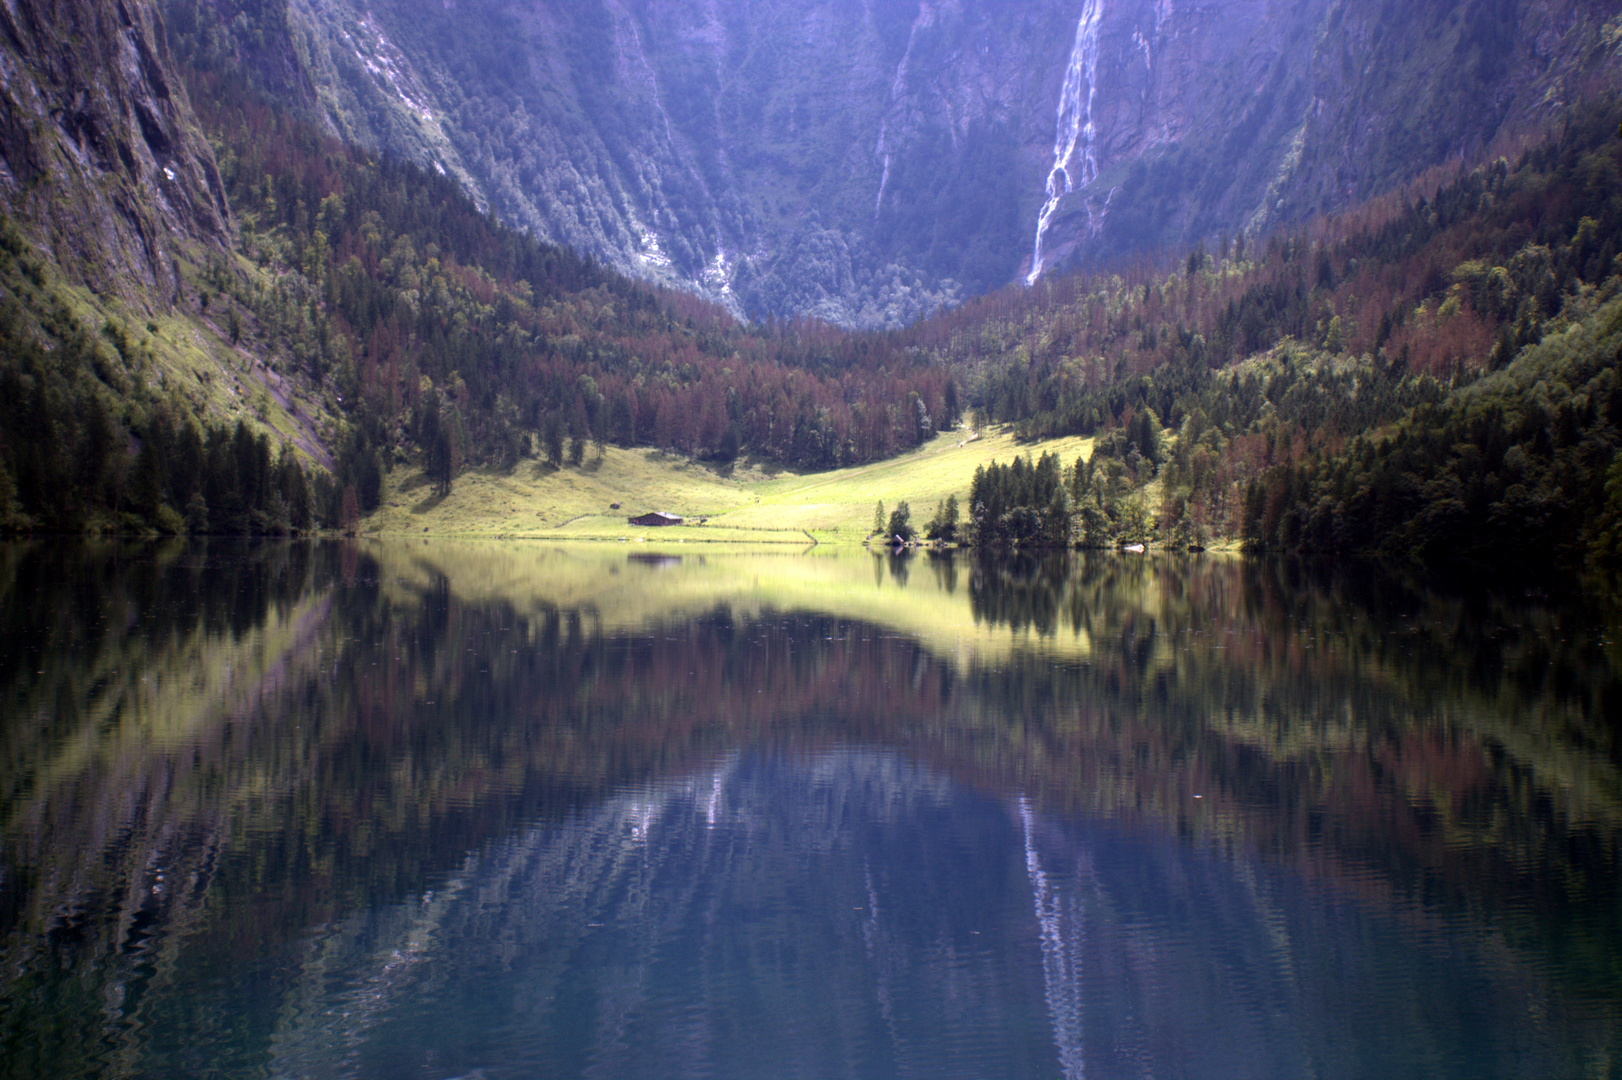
[1,540,1618,1078]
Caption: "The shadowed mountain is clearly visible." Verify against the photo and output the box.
[164,0,1622,325]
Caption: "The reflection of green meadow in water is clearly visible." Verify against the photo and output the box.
[1,540,1620,1076]
[378,538,1622,833]
[372,538,1129,667]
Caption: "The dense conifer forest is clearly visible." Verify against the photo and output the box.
[934,99,1622,569]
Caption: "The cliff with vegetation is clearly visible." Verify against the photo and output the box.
[0,0,231,298]
[0,0,344,531]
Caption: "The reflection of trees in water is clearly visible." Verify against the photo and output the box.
[968,550,1077,636]
[959,550,1621,739]
[3,543,1620,1073]
[1,554,970,1064]
[950,550,1622,1015]
[0,539,338,1079]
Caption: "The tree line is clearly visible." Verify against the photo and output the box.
[191,70,958,510]
[3,42,1617,563]
[923,97,1622,571]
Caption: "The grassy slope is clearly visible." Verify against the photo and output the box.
[364,427,1097,543]
[9,242,340,472]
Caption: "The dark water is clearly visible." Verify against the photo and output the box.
[1,540,1619,1079]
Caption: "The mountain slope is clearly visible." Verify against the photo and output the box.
[165,0,1622,326]
[0,0,350,531]
[2,0,961,537]
[0,0,231,299]
[899,96,1622,569]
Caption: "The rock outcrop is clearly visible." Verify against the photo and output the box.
[0,0,231,304]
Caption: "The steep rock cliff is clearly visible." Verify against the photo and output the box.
[167,0,1621,326]
[1042,0,1622,276]
[0,0,231,302]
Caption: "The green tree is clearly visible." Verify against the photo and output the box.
[543,415,565,468]
[925,495,959,544]
[340,485,360,534]
[1591,454,1622,564]
[886,501,914,542]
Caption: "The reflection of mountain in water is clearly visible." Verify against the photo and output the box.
[267,751,1561,1080]
[2,541,1620,1076]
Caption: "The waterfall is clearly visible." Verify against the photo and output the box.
[874,3,930,221]
[1020,798,1087,1080]
[1028,0,1105,285]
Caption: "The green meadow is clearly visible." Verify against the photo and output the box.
[365,427,1097,543]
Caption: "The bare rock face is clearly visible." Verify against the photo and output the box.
[1039,0,1622,276]
[165,0,1621,325]
[0,0,231,303]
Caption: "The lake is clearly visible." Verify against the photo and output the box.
[1,540,1618,1079]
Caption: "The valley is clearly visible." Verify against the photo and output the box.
[7,4,1622,1074]
[0,0,1620,574]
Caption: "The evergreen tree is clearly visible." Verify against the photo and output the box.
[887,501,914,542]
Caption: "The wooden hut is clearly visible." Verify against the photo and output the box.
[628,511,683,527]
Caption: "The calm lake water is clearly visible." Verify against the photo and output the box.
[1,540,1619,1079]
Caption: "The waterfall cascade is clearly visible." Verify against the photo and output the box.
[874,4,931,221]
[1028,0,1105,285]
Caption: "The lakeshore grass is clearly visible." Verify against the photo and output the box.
[365,426,1097,543]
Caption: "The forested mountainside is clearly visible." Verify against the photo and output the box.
[0,0,948,534]
[0,0,333,532]
[190,74,953,492]
[160,0,1622,327]
[2,0,1621,575]
[919,99,1622,569]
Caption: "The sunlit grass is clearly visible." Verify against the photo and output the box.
[50,267,339,471]
[368,426,1097,543]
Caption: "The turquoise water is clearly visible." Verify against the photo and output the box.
[1,541,1618,1078]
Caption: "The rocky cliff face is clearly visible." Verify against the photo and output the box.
[0,0,231,303]
[169,0,1620,326]
[1044,0,1622,276]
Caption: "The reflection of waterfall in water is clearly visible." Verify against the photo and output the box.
[1020,797,1087,1080]
[255,746,1590,1080]
[1028,0,1104,285]
[267,751,1024,1080]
